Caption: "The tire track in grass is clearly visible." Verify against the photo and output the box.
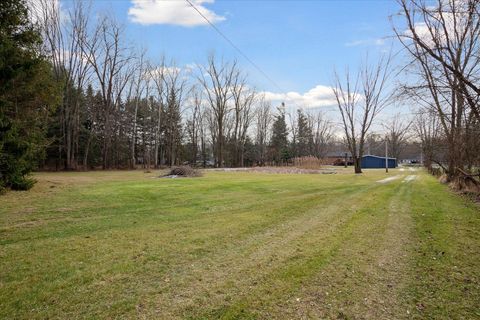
[171,183,394,319]
[0,174,383,319]
[0,186,351,318]
[0,178,366,319]
[129,181,384,319]
[266,179,415,319]
[0,177,354,245]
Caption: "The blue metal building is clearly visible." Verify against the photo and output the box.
[361,155,397,169]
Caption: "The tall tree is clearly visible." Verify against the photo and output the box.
[186,87,203,165]
[254,96,272,166]
[148,57,166,168]
[394,0,480,181]
[81,84,102,168]
[0,0,58,191]
[127,51,147,169]
[296,109,313,157]
[332,55,393,173]
[395,0,480,122]
[385,114,411,161]
[414,109,443,170]
[161,65,185,166]
[198,55,237,167]
[83,17,134,169]
[270,103,290,164]
[308,111,334,158]
[34,0,91,170]
[231,72,256,167]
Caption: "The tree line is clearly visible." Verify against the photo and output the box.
[1,0,478,192]
[328,0,479,181]
[0,0,337,190]
[393,0,480,185]
[34,0,339,171]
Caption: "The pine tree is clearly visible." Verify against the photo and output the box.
[270,104,289,164]
[296,109,313,157]
[164,87,183,166]
[0,0,59,192]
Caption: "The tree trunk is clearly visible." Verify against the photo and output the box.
[154,102,161,169]
[131,98,139,169]
[83,132,93,170]
[218,120,223,168]
[354,157,362,174]
[103,115,111,170]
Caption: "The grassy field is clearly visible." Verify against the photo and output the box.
[0,168,479,319]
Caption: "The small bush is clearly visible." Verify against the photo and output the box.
[10,176,36,190]
[167,166,202,177]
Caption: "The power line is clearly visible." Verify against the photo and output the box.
[184,0,293,100]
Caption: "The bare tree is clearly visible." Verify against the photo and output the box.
[308,111,334,158]
[198,107,210,167]
[125,50,148,169]
[83,17,134,169]
[414,109,443,170]
[35,0,92,169]
[394,0,480,180]
[254,95,273,166]
[82,85,100,168]
[383,114,412,161]
[332,55,393,173]
[394,0,480,121]
[231,71,256,167]
[186,87,203,165]
[148,57,167,168]
[197,55,237,167]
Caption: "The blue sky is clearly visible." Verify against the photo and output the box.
[58,0,411,123]
[88,0,400,95]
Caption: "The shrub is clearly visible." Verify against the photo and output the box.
[10,176,36,191]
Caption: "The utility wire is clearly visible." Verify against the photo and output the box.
[184,0,293,102]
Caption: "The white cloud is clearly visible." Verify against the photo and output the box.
[262,85,338,109]
[401,2,474,48]
[149,65,182,77]
[345,38,385,47]
[128,0,225,27]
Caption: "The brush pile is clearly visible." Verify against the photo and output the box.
[163,166,202,178]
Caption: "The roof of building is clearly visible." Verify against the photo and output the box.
[362,154,397,160]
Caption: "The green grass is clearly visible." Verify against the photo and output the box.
[0,169,479,319]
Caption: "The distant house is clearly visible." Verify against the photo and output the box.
[361,155,397,169]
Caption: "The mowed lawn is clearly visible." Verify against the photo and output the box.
[0,169,479,319]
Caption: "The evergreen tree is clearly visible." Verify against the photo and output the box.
[270,104,289,164]
[242,136,256,167]
[296,109,313,157]
[164,87,183,166]
[0,0,58,192]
